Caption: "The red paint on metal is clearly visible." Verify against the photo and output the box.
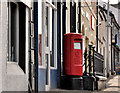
[64,33,83,76]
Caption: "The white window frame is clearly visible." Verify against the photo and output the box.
[8,1,29,75]
[50,1,57,69]
[39,1,57,70]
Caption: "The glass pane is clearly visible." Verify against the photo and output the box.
[38,1,43,66]
[39,34,42,65]
[50,9,54,67]
[8,2,17,62]
[46,7,48,47]
[45,54,48,85]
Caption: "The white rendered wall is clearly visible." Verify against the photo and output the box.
[0,1,31,91]
[0,1,8,92]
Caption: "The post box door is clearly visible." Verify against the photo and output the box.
[71,38,83,75]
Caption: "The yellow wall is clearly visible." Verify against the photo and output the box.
[65,1,97,47]
[81,0,97,73]
[81,0,96,46]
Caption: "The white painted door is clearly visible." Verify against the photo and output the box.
[44,1,57,90]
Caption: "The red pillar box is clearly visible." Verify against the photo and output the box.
[64,33,83,76]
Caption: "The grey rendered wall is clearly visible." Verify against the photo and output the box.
[0,1,7,92]
[98,8,107,77]
[118,9,120,24]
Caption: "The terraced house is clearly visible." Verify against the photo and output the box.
[0,0,120,92]
[0,0,37,92]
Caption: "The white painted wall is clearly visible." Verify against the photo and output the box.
[66,1,70,33]
[0,1,32,91]
[6,62,28,91]
[0,2,1,92]
[0,2,2,92]
[0,1,8,92]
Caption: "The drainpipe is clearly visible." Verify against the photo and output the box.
[62,1,66,75]
[111,17,113,75]
[89,44,92,76]
[57,2,61,88]
[92,46,95,76]
[34,2,38,92]
[84,48,87,75]
[107,0,110,78]
[78,0,81,33]
[96,0,98,52]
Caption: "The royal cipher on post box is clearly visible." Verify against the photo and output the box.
[64,33,83,76]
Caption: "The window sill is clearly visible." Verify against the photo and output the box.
[7,62,25,75]
[50,67,57,70]
[38,65,46,69]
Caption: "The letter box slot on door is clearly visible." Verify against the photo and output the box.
[64,33,83,76]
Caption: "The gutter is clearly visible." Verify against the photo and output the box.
[111,17,113,75]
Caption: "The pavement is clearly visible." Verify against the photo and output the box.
[102,75,120,92]
[2,75,120,93]
[44,75,120,93]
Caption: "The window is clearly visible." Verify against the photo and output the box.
[103,47,105,58]
[50,2,57,67]
[46,7,49,47]
[45,54,48,84]
[91,15,95,31]
[100,48,102,54]
[8,2,19,62]
[8,2,26,72]
[39,1,57,68]
[50,7,55,67]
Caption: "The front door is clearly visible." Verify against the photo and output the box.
[38,1,57,91]
[44,2,57,91]
[44,5,50,90]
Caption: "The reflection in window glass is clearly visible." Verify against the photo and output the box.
[8,2,26,72]
[8,2,17,62]
[46,7,48,47]
[45,54,48,85]
[39,34,42,65]
[50,8,54,67]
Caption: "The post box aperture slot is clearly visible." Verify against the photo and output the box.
[74,42,82,49]
[74,39,82,41]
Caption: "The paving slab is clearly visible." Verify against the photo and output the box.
[102,75,120,92]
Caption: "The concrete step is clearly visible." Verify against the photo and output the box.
[96,76,107,90]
